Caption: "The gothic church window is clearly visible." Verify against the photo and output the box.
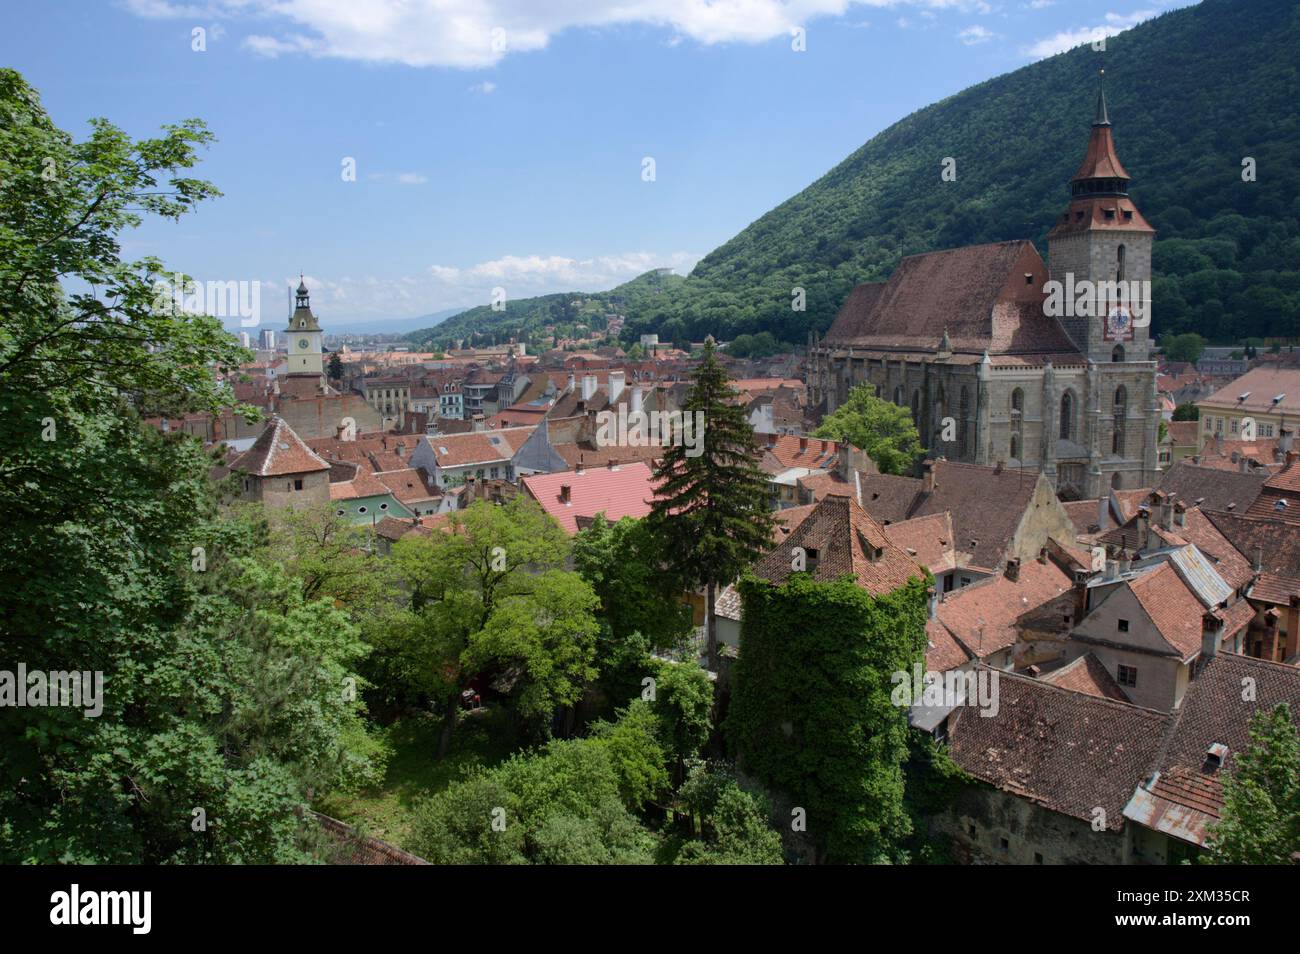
[1010,388,1024,415]
[1113,386,1127,456]
[1060,391,1074,442]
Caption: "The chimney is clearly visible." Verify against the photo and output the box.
[799,436,808,453]
[993,460,1003,475]
[1253,544,1264,573]
[1072,571,1089,625]
[1004,558,1020,583]
[1278,427,1294,460]
[581,374,597,401]
[1136,507,1150,550]
[1239,456,1252,474]
[575,457,585,476]
[1174,501,1186,527]
[566,372,576,393]
[1038,546,1049,565]
[1119,552,1132,576]
[1159,496,1174,531]
[608,370,625,404]
[396,443,405,458]
[922,459,936,493]
[559,484,571,504]
[1105,559,1119,580]
[631,386,644,415]
[926,586,938,620]
[607,458,619,471]
[1201,611,1224,660]
[1097,496,1109,532]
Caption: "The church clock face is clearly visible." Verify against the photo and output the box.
[1105,305,1133,342]
[299,338,310,349]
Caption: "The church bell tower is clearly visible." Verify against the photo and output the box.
[1047,72,1156,365]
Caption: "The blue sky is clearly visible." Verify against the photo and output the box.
[3,0,1192,327]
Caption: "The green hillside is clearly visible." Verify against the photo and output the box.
[408,268,684,349]
[416,0,1300,350]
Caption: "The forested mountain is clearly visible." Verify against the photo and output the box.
[408,268,684,349]
[416,0,1300,350]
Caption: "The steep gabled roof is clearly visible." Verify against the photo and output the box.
[233,416,330,477]
[753,494,924,597]
[1039,652,1131,703]
[825,241,1081,357]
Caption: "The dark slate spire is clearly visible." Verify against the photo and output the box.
[1093,69,1111,126]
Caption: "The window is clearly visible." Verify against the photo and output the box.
[293,478,303,491]
[1000,837,1010,851]
[1060,391,1074,442]
[1010,388,1024,415]
[336,509,345,517]
[1118,618,1130,632]
[1034,853,1044,865]
[379,503,389,511]
[1113,386,1127,455]
[1116,244,1126,282]
[1009,434,1020,461]
[1112,344,1124,362]
[1118,665,1138,687]
[357,506,368,514]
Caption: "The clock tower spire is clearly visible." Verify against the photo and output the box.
[286,276,324,377]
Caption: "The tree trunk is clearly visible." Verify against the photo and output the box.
[436,696,458,759]
[705,579,719,671]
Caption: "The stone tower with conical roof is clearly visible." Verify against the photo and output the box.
[1047,71,1156,365]
[286,277,324,378]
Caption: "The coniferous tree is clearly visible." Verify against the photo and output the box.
[647,339,774,669]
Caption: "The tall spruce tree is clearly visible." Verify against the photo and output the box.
[647,339,774,669]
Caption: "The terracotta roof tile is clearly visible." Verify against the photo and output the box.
[521,462,657,535]
[753,494,925,598]
[936,558,1072,658]
[1039,652,1131,703]
[947,668,1169,830]
[885,511,957,574]
[232,416,330,477]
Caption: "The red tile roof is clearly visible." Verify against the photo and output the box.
[1039,653,1131,703]
[936,558,1072,659]
[925,619,972,673]
[885,511,957,574]
[753,494,925,598]
[521,461,657,535]
[759,434,840,471]
[426,427,535,468]
[232,416,330,477]
[947,668,1170,830]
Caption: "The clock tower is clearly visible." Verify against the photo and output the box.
[286,277,324,377]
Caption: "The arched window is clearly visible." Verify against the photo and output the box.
[1111,472,1123,490]
[1113,386,1127,456]
[1010,388,1024,415]
[1009,434,1020,461]
[893,385,904,406]
[911,390,921,426]
[1116,244,1126,283]
[1060,391,1074,442]
[1112,344,1125,363]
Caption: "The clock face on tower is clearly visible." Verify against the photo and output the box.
[299,339,310,349]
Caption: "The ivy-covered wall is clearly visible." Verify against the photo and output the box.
[725,571,929,862]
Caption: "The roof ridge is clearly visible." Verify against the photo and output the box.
[976,663,1170,719]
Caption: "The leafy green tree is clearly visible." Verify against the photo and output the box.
[589,700,670,810]
[1173,403,1201,422]
[647,339,775,669]
[1159,332,1207,364]
[1205,704,1299,865]
[0,69,385,863]
[572,515,693,702]
[674,761,783,865]
[409,735,657,864]
[726,572,929,863]
[813,385,924,475]
[385,497,599,756]
[648,660,714,777]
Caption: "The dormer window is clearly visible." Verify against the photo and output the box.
[1103,209,1116,221]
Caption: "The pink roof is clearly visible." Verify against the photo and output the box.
[521,461,657,535]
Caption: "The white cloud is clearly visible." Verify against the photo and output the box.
[367,171,429,185]
[124,0,999,69]
[468,81,497,94]
[246,251,702,321]
[1024,8,1157,59]
[958,24,995,44]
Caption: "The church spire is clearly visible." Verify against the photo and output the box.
[1093,69,1110,126]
